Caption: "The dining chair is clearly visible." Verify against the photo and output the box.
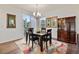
[28,28,39,48]
[28,28,34,44]
[42,29,52,50]
[47,29,52,46]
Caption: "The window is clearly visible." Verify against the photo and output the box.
[23,15,31,32]
[40,17,46,28]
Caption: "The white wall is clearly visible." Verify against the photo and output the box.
[44,7,79,42]
[0,5,31,43]
[45,7,79,33]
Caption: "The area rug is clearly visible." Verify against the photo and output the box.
[22,40,68,54]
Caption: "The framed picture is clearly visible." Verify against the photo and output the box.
[7,14,16,28]
[46,16,58,28]
[51,17,57,28]
[46,18,51,28]
[41,20,46,28]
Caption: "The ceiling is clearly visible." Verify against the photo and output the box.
[10,4,79,12]
[0,4,79,17]
[13,4,79,17]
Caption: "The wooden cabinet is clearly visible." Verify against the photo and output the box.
[57,16,76,44]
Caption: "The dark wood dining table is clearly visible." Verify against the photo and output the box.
[34,32,46,52]
[26,31,46,52]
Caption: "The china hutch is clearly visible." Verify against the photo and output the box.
[57,16,76,44]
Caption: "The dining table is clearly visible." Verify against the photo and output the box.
[34,32,46,52]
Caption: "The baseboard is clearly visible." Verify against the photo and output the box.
[0,38,23,45]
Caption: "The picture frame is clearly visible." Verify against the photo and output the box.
[46,18,51,28]
[7,14,16,28]
[51,17,57,28]
[46,16,58,28]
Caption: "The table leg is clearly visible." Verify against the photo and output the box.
[40,36,43,52]
[26,32,28,44]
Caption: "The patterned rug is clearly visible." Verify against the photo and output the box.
[21,40,68,54]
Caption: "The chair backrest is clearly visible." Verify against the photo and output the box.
[41,28,46,33]
[47,29,52,34]
[28,28,39,41]
[29,33,39,41]
[28,28,33,40]
[47,29,52,39]
[28,28,33,34]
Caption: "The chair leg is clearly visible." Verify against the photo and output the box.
[26,38,27,44]
[38,39,39,45]
[26,33,28,44]
[32,40,33,49]
[46,41,48,50]
[49,39,52,46]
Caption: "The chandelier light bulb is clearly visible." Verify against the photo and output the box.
[33,4,41,17]
[33,12,41,17]
[37,12,41,16]
[33,12,35,16]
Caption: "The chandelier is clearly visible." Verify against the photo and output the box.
[33,4,41,17]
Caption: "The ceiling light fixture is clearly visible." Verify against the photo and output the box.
[33,4,41,17]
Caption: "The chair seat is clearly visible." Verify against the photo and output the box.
[42,34,51,41]
[43,38,50,42]
[30,37,39,41]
